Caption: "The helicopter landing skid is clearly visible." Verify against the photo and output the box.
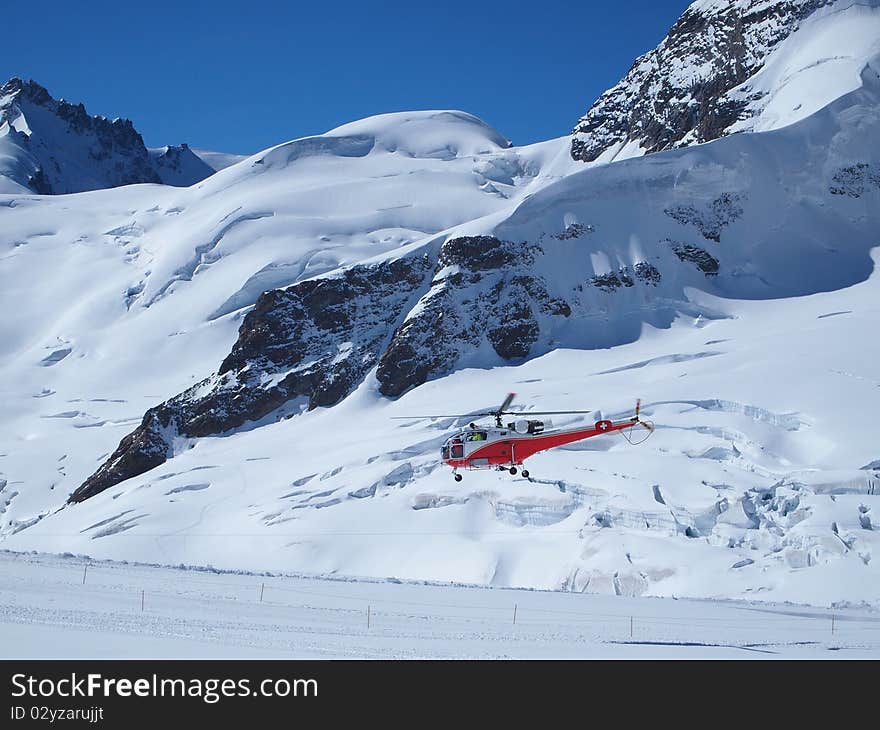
[494,464,529,478]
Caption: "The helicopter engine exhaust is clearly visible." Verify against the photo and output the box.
[513,419,547,435]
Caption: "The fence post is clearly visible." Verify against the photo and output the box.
[141,589,145,612]
[367,604,371,629]
[82,563,88,585]
[513,604,517,625]
[630,616,633,638]
[831,613,835,635]
[260,583,265,603]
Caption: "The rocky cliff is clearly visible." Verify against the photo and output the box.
[570,0,834,162]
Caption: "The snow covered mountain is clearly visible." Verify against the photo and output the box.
[0,78,232,193]
[148,144,217,187]
[1,0,879,607]
[571,0,880,162]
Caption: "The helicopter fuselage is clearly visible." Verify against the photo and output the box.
[440,418,638,474]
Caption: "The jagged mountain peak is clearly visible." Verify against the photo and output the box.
[1,76,48,102]
[0,77,222,193]
[1,76,143,146]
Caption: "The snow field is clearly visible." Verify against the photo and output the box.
[2,551,878,658]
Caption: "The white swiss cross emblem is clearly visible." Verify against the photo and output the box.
[599,422,608,430]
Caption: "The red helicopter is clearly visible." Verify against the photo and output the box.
[397,393,653,481]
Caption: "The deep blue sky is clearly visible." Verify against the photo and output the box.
[4,0,689,154]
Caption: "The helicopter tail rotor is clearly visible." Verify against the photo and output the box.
[632,398,654,432]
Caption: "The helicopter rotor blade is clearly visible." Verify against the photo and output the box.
[500,409,592,416]
[393,397,596,421]
[497,392,516,415]
[391,413,494,420]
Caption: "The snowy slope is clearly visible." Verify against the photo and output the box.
[1,1,879,608]
[191,149,249,171]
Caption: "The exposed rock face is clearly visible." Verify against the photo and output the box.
[377,236,570,396]
[70,256,434,502]
[0,77,215,193]
[829,163,880,197]
[217,256,434,410]
[591,268,635,292]
[590,262,662,292]
[666,240,720,276]
[664,192,744,242]
[553,223,594,240]
[570,0,833,162]
[70,411,172,503]
[634,262,662,286]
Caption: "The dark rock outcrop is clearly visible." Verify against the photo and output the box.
[829,163,880,198]
[591,262,662,292]
[570,1,833,162]
[71,411,172,503]
[634,262,662,286]
[70,256,434,502]
[553,222,594,240]
[591,268,634,292]
[664,193,744,242]
[666,240,720,276]
[376,236,568,397]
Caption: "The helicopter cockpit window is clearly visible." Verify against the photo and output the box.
[465,431,488,442]
[442,433,467,459]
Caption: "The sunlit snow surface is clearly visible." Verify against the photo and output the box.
[1,10,880,618]
[2,552,878,658]
[727,1,880,134]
